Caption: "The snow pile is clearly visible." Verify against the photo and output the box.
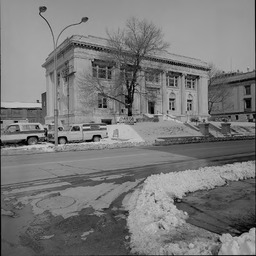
[218,228,255,255]
[132,121,202,142]
[1,143,55,153]
[125,161,255,255]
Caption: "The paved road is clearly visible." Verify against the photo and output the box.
[1,139,255,256]
[1,140,255,185]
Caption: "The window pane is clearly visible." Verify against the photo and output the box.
[245,99,251,108]
[155,74,160,83]
[245,86,251,95]
[107,68,112,79]
[169,98,175,110]
[103,98,107,108]
[98,67,106,78]
[98,94,102,108]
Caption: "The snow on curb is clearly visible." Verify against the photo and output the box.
[124,161,255,255]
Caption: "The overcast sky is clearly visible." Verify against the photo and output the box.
[1,0,255,103]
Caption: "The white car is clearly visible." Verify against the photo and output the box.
[47,123,108,144]
[1,123,46,145]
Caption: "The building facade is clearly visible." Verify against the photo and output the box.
[210,71,255,122]
[0,101,43,130]
[42,35,210,126]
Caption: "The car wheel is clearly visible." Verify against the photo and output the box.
[27,137,38,145]
[93,136,101,142]
[58,137,67,144]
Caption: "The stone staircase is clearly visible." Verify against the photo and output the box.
[208,123,226,137]
[184,122,228,138]
[183,122,200,132]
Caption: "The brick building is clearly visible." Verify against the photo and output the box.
[42,35,210,126]
[0,101,43,129]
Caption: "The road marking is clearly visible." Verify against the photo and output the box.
[1,153,149,169]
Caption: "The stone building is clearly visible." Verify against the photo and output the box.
[210,70,255,122]
[42,35,210,126]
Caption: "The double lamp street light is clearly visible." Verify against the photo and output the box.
[39,6,88,146]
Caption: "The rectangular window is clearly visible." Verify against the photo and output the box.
[71,126,80,132]
[145,71,160,84]
[169,98,176,111]
[92,63,112,80]
[98,94,108,108]
[244,98,251,110]
[57,73,61,86]
[235,115,239,120]
[22,124,41,130]
[187,100,193,111]
[185,77,196,89]
[244,85,251,95]
[166,75,178,87]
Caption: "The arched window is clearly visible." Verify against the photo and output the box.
[187,94,193,111]
[169,93,176,111]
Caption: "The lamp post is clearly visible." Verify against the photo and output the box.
[39,6,88,146]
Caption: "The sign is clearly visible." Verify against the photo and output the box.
[117,116,136,125]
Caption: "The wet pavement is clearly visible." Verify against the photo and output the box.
[1,151,255,255]
[176,178,255,236]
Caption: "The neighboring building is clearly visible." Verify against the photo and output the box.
[41,92,47,124]
[210,70,255,122]
[0,101,43,129]
[42,35,210,126]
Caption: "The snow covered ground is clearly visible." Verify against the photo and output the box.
[123,161,255,255]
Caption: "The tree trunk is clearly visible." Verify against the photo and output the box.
[127,105,133,116]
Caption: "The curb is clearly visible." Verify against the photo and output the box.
[1,136,255,156]
[155,135,255,146]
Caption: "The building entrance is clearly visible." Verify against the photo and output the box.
[148,101,155,114]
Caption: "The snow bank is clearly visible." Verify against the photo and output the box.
[218,228,255,255]
[124,161,255,255]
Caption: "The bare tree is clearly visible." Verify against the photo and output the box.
[78,17,169,116]
[208,63,232,115]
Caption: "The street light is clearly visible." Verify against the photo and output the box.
[39,6,88,146]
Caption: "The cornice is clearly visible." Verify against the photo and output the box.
[42,37,210,72]
[71,41,209,71]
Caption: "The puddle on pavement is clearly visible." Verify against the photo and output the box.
[175,178,255,236]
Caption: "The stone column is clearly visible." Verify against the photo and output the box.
[180,74,186,115]
[139,70,146,114]
[162,71,167,114]
[197,76,209,119]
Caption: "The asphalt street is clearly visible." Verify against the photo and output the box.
[1,140,255,185]
[1,139,255,255]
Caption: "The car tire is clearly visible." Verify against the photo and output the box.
[93,136,101,142]
[27,137,38,145]
[58,137,67,144]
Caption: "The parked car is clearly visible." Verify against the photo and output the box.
[47,123,108,144]
[0,123,45,146]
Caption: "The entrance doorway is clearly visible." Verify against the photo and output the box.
[148,101,155,114]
